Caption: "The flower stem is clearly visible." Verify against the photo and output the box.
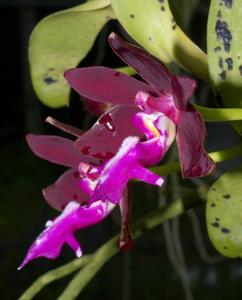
[19,255,93,300]
[19,188,205,300]
[19,144,241,300]
[57,188,205,300]
[150,144,242,176]
[195,105,242,122]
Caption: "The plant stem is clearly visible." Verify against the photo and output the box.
[57,189,205,300]
[195,105,242,122]
[150,144,242,176]
[18,143,241,300]
[19,255,93,300]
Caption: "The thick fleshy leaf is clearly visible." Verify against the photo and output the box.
[207,0,242,108]
[43,169,90,211]
[206,168,242,258]
[207,0,242,134]
[29,5,115,107]
[70,0,111,11]
[108,33,197,110]
[18,200,115,269]
[74,105,143,160]
[26,134,88,168]
[169,0,199,31]
[110,0,208,80]
[176,104,215,177]
[64,66,155,105]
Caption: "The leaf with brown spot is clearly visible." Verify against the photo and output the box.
[206,167,242,258]
[29,2,114,107]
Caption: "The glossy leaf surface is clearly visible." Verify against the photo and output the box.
[207,0,242,134]
[206,167,242,258]
[169,0,199,31]
[29,4,114,107]
[110,0,208,80]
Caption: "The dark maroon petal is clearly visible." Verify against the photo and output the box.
[176,104,215,177]
[45,117,83,137]
[74,105,143,161]
[64,66,153,105]
[109,33,173,95]
[26,134,88,168]
[82,98,112,117]
[177,77,197,104]
[42,169,90,211]
[108,33,197,111]
[171,77,197,110]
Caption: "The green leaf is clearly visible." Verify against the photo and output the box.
[29,4,114,108]
[169,0,199,31]
[206,167,242,258]
[115,66,136,76]
[68,0,111,11]
[195,105,242,121]
[110,0,208,80]
[207,1,242,134]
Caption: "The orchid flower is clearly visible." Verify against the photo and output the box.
[65,33,215,178]
[19,101,175,268]
[19,33,215,269]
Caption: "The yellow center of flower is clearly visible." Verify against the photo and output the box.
[145,118,160,138]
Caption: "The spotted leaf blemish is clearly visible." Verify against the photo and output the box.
[214,46,221,52]
[161,6,165,11]
[221,0,233,8]
[221,227,231,234]
[223,194,231,199]
[171,18,176,30]
[219,70,227,80]
[212,222,220,228]
[218,57,224,69]
[211,203,216,207]
[130,14,135,18]
[215,20,232,52]
[43,77,57,84]
[217,10,222,18]
[225,58,233,70]
[239,65,242,76]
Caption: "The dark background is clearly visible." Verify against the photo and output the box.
[1,0,242,299]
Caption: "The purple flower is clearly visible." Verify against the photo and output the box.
[19,33,215,269]
[18,200,115,270]
[64,33,215,178]
[19,101,175,268]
